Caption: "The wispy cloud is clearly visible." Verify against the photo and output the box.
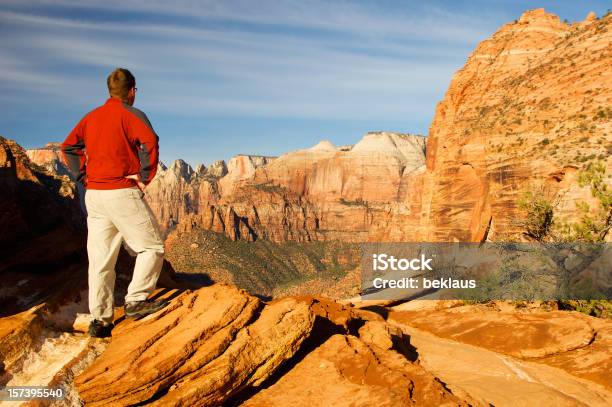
[0,1,475,119]
[0,0,522,162]
[0,53,73,92]
[1,0,492,42]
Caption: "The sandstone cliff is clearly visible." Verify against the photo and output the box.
[417,8,611,242]
[27,132,427,242]
[173,132,427,242]
[25,142,73,179]
[0,136,86,315]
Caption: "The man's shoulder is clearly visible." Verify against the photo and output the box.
[120,104,153,129]
[120,103,148,120]
[80,104,105,119]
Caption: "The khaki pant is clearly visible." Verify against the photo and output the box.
[85,187,164,324]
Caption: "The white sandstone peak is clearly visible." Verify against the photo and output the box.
[351,132,426,169]
[169,159,194,180]
[194,163,207,176]
[208,160,228,178]
[309,140,337,151]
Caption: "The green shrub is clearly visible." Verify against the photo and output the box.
[558,300,612,319]
[554,161,611,242]
[518,190,554,241]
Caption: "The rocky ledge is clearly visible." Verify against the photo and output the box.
[2,284,611,406]
[73,285,463,406]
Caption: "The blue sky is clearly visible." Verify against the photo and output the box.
[0,1,609,166]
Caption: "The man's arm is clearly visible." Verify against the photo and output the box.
[61,118,87,185]
[126,107,159,186]
[137,131,159,185]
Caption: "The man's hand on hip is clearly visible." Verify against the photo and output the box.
[125,174,147,191]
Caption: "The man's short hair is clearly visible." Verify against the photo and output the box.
[107,68,135,99]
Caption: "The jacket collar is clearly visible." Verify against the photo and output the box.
[106,97,126,104]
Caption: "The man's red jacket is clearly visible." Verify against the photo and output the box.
[61,98,159,190]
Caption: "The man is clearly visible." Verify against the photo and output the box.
[62,68,167,338]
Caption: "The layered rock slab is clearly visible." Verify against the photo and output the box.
[0,307,44,382]
[75,285,314,406]
[389,303,612,404]
[538,319,612,389]
[243,333,467,407]
[390,304,596,359]
[396,323,611,406]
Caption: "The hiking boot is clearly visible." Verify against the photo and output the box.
[88,319,113,338]
[124,299,169,320]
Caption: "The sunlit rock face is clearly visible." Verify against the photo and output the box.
[414,9,611,242]
[170,132,427,242]
[219,154,276,195]
[38,130,425,242]
[26,142,73,179]
[4,284,611,407]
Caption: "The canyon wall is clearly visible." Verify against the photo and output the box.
[0,136,86,315]
[172,132,427,242]
[418,8,611,242]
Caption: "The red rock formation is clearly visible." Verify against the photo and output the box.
[4,283,609,406]
[169,132,427,242]
[389,302,612,404]
[75,286,312,406]
[243,333,468,406]
[72,287,469,406]
[0,136,84,280]
[219,154,275,195]
[416,9,611,242]
[25,142,72,178]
